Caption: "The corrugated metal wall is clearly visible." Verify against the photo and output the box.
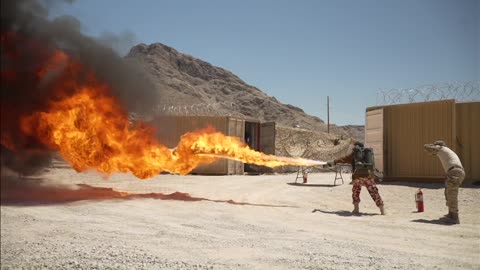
[227,117,245,175]
[365,108,384,173]
[384,100,456,179]
[152,116,245,175]
[260,122,276,155]
[456,102,480,183]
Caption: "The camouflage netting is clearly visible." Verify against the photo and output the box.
[273,126,353,173]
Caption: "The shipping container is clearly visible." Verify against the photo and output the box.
[150,116,276,175]
[456,102,480,183]
[365,100,479,184]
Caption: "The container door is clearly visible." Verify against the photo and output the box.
[365,109,384,174]
[260,122,275,155]
[227,117,245,175]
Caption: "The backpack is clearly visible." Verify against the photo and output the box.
[352,146,375,170]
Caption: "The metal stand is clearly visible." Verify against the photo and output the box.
[334,164,348,186]
[295,166,308,183]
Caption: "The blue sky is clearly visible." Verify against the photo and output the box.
[50,0,479,126]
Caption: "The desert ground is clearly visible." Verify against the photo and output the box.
[1,167,479,270]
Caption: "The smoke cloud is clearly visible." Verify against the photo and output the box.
[97,31,138,56]
[1,0,159,175]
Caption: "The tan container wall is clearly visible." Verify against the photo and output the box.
[456,102,480,184]
[385,100,456,179]
[365,108,384,173]
[152,116,245,175]
[260,122,276,155]
[227,117,245,175]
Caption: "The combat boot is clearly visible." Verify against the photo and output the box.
[379,205,386,215]
[352,203,360,214]
[450,212,460,224]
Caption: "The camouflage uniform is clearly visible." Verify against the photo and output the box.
[424,141,465,223]
[352,176,384,207]
[444,167,465,214]
[334,144,384,212]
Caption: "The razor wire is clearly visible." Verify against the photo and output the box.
[152,101,244,117]
[150,93,296,118]
[376,81,480,106]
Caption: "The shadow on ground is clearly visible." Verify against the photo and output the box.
[380,181,479,190]
[312,209,378,216]
[411,217,457,226]
[380,181,444,190]
[0,175,295,208]
[287,182,338,188]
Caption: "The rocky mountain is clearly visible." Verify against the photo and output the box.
[126,42,364,141]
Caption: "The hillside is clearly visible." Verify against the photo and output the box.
[337,125,365,143]
[127,43,361,134]
[126,43,365,163]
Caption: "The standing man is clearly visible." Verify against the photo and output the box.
[329,142,385,215]
[424,141,465,224]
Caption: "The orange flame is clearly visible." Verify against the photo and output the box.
[4,42,323,179]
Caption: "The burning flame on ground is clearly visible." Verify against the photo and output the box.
[1,33,324,179]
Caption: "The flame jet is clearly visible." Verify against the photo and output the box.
[18,86,324,178]
[2,35,324,179]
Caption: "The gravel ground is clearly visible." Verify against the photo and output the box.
[1,168,479,269]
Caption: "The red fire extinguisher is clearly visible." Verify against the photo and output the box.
[415,189,424,212]
[302,170,308,184]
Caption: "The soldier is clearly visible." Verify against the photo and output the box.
[329,142,385,215]
[423,140,465,224]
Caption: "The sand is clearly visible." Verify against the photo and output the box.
[1,168,479,270]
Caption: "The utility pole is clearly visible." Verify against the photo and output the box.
[327,96,330,134]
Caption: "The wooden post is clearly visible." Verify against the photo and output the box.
[327,96,330,133]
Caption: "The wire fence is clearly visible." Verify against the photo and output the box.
[376,81,480,106]
[152,101,244,117]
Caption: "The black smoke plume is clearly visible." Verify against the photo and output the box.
[1,0,159,176]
